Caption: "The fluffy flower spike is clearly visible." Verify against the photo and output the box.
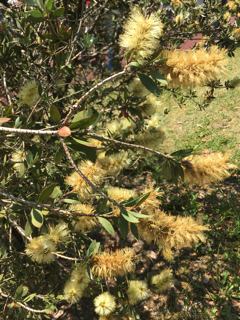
[159,46,228,89]
[151,268,173,293]
[46,222,70,244]
[69,203,98,232]
[183,152,238,186]
[18,80,39,107]
[90,248,135,278]
[126,280,149,305]
[94,292,116,316]
[25,236,56,264]
[119,7,163,65]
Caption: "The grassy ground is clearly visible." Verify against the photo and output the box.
[125,48,240,319]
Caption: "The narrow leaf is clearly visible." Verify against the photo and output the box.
[128,210,152,218]
[69,113,98,130]
[171,148,193,158]
[50,105,61,124]
[28,10,44,18]
[15,285,24,300]
[25,218,33,237]
[131,223,139,241]
[54,146,64,164]
[98,217,115,236]
[150,70,167,85]
[38,183,56,203]
[31,208,44,228]
[121,209,139,223]
[52,7,64,19]
[23,293,36,303]
[119,214,128,239]
[138,73,162,96]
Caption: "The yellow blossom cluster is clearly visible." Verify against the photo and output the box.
[159,46,228,89]
[182,152,237,186]
[119,7,163,65]
[69,203,98,232]
[90,248,135,278]
[127,280,149,305]
[64,264,90,303]
[94,292,116,317]
[18,80,39,107]
[25,222,70,264]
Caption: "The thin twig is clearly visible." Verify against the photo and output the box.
[85,132,179,163]
[62,69,128,126]
[3,72,12,108]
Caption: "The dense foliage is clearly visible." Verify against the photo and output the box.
[0,0,239,319]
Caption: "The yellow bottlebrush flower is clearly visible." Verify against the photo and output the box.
[175,13,184,25]
[105,118,135,137]
[107,186,136,216]
[70,264,90,291]
[182,152,237,186]
[172,0,182,7]
[140,95,158,116]
[65,161,107,201]
[18,80,39,107]
[119,7,163,65]
[12,150,25,173]
[94,292,116,316]
[223,12,231,21]
[90,248,135,278]
[132,126,166,153]
[137,210,209,261]
[162,246,174,263]
[140,185,162,210]
[127,280,149,305]
[46,222,70,244]
[69,203,98,232]
[108,187,136,205]
[151,269,173,293]
[234,28,240,41]
[227,0,237,11]
[146,113,162,131]
[64,280,83,304]
[98,152,131,175]
[25,236,56,264]
[159,46,228,89]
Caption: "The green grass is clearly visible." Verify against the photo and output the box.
[157,47,240,166]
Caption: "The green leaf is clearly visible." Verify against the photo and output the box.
[92,111,103,127]
[67,137,97,162]
[86,240,100,258]
[128,61,141,68]
[31,208,44,228]
[97,198,108,213]
[63,199,81,204]
[28,10,44,18]
[69,113,98,130]
[134,191,151,208]
[21,0,36,5]
[98,217,115,236]
[125,48,134,63]
[23,293,36,303]
[51,186,62,199]
[15,285,24,300]
[38,183,56,203]
[175,162,184,181]
[162,160,171,180]
[121,209,139,223]
[19,164,25,178]
[50,105,61,124]
[119,214,128,239]
[25,218,33,237]
[131,223,139,241]
[138,73,162,96]
[171,148,193,158]
[150,71,167,85]
[45,0,53,12]
[52,7,64,19]
[54,146,64,164]
[26,151,33,166]
[128,210,152,218]
[148,49,163,63]
[22,286,29,298]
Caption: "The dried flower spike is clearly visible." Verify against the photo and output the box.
[91,248,135,278]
